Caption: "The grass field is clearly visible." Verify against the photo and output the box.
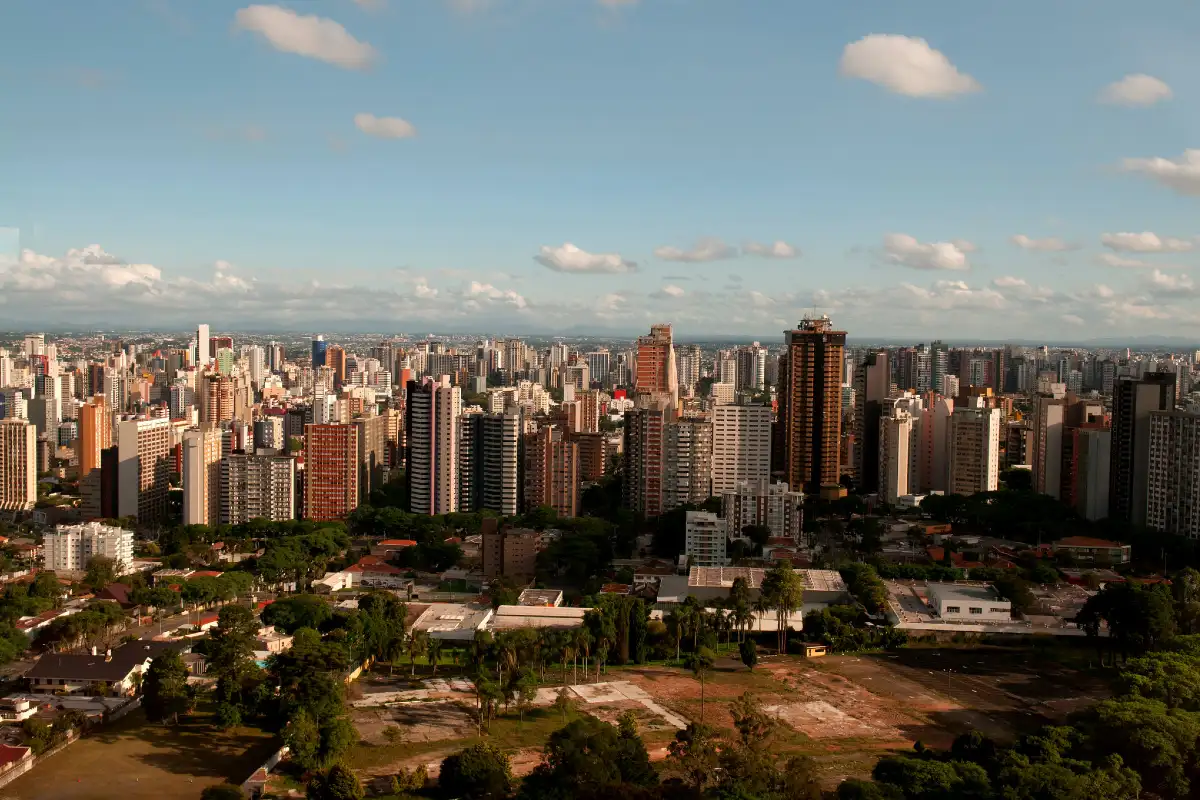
[0,708,280,800]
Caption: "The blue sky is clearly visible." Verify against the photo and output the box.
[2,0,1200,339]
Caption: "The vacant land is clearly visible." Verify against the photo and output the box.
[0,709,279,800]
[346,645,1109,791]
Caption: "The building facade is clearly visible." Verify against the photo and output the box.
[44,522,134,572]
[304,423,359,520]
[778,317,846,492]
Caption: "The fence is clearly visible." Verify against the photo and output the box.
[239,745,289,798]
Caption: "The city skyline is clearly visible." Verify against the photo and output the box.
[4,1,1200,338]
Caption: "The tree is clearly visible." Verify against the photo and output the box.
[261,594,333,633]
[306,764,364,800]
[200,787,247,800]
[408,629,428,677]
[518,713,656,800]
[739,639,758,671]
[143,651,192,724]
[427,636,443,676]
[668,723,721,795]
[760,560,803,653]
[440,743,514,800]
[84,555,120,589]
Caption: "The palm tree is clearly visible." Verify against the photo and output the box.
[665,608,684,663]
[687,647,715,723]
[681,596,704,651]
[426,636,443,676]
[560,639,575,686]
[574,629,593,683]
[385,633,406,677]
[752,596,772,645]
[408,629,428,677]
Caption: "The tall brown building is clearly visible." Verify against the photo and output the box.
[304,423,359,521]
[201,374,234,425]
[634,324,678,412]
[76,395,111,478]
[523,424,579,517]
[572,432,608,482]
[326,345,347,388]
[623,395,670,517]
[777,316,846,493]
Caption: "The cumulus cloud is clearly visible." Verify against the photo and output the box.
[659,284,686,298]
[882,233,973,271]
[1099,74,1173,107]
[839,34,980,98]
[354,113,417,139]
[1061,315,1084,326]
[534,243,636,274]
[1010,234,1077,252]
[743,240,800,259]
[1142,269,1196,296]
[653,238,738,263]
[466,281,528,309]
[1100,231,1193,253]
[1121,150,1200,196]
[234,5,376,70]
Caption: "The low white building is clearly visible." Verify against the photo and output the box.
[44,522,134,573]
[926,583,1012,622]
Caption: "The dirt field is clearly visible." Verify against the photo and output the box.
[0,709,279,800]
[347,646,1108,790]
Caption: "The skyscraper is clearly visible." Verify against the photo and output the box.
[220,453,296,524]
[523,424,579,517]
[117,417,172,522]
[196,323,210,368]
[182,427,224,526]
[852,351,889,492]
[304,423,359,521]
[76,395,110,479]
[1109,373,1175,526]
[947,407,1001,495]
[406,375,462,515]
[0,419,36,511]
[584,349,611,388]
[312,335,327,369]
[879,401,916,504]
[634,324,679,413]
[623,395,670,517]
[778,316,846,493]
[664,417,713,510]
[711,404,772,497]
[459,410,521,515]
[1146,410,1200,539]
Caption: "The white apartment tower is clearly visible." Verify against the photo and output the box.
[711,404,772,497]
[196,323,210,368]
[947,407,1001,495]
[44,522,134,572]
[721,479,803,543]
[685,510,728,567]
[220,454,296,524]
[1146,411,1200,539]
[182,427,224,526]
[879,403,915,505]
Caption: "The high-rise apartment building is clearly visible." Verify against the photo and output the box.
[303,423,359,521]
[879,402,916,504]
[778,317,846,492]
[459,410,521,516]
[117,417,172,522]
[44,522,133,572]
[406,376,462,515]
[311,335,327,369]
[736,344,768,392]
[200,374,234,426]
[220,453,296,524]
[1110,373,1176,526]
[584,349,611,388]
[1146,410,1200,540]
[947,407,1001,495]
[1073,426,1111,521]
[623,396,670,517]
[852,351,889,491]
[711,404,772,497]
[76,395,110,479]
[182,427,224,526]
[676,344,702,398]
[353,414,388,503]
[523,424,579,517]
[0,419,36,511]
[721,479,803,543]
[634,324,679,413]
[664,417,713,510]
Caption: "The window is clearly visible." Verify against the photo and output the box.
[945,606,960,614]
[990,607,1008,613]
[969,607,983,615]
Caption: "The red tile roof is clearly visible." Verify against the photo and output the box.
[378,539,417,547]
[1055,536,1126,549]
[0,744,31,767]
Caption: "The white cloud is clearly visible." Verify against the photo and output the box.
[653,238,738,263]
[354,113,417,139]
[1121,150,1200,196]
[838,34,980,98]
[743,240,800,259]
[234,5,376,70]
[1142,269,1195,295]
[1010,234,1077,252]
[1100,231,1193,253]
[535,243,636,274]
[413,278,437,299]
[747,290,775,307]
[1097,253,1162,269]
[1061,314,1085,326]
[992,276,1027,288]
[660,284,686,297]
[466,281,528,309]
[883,233,973,271]
[1099,74,1173,107]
